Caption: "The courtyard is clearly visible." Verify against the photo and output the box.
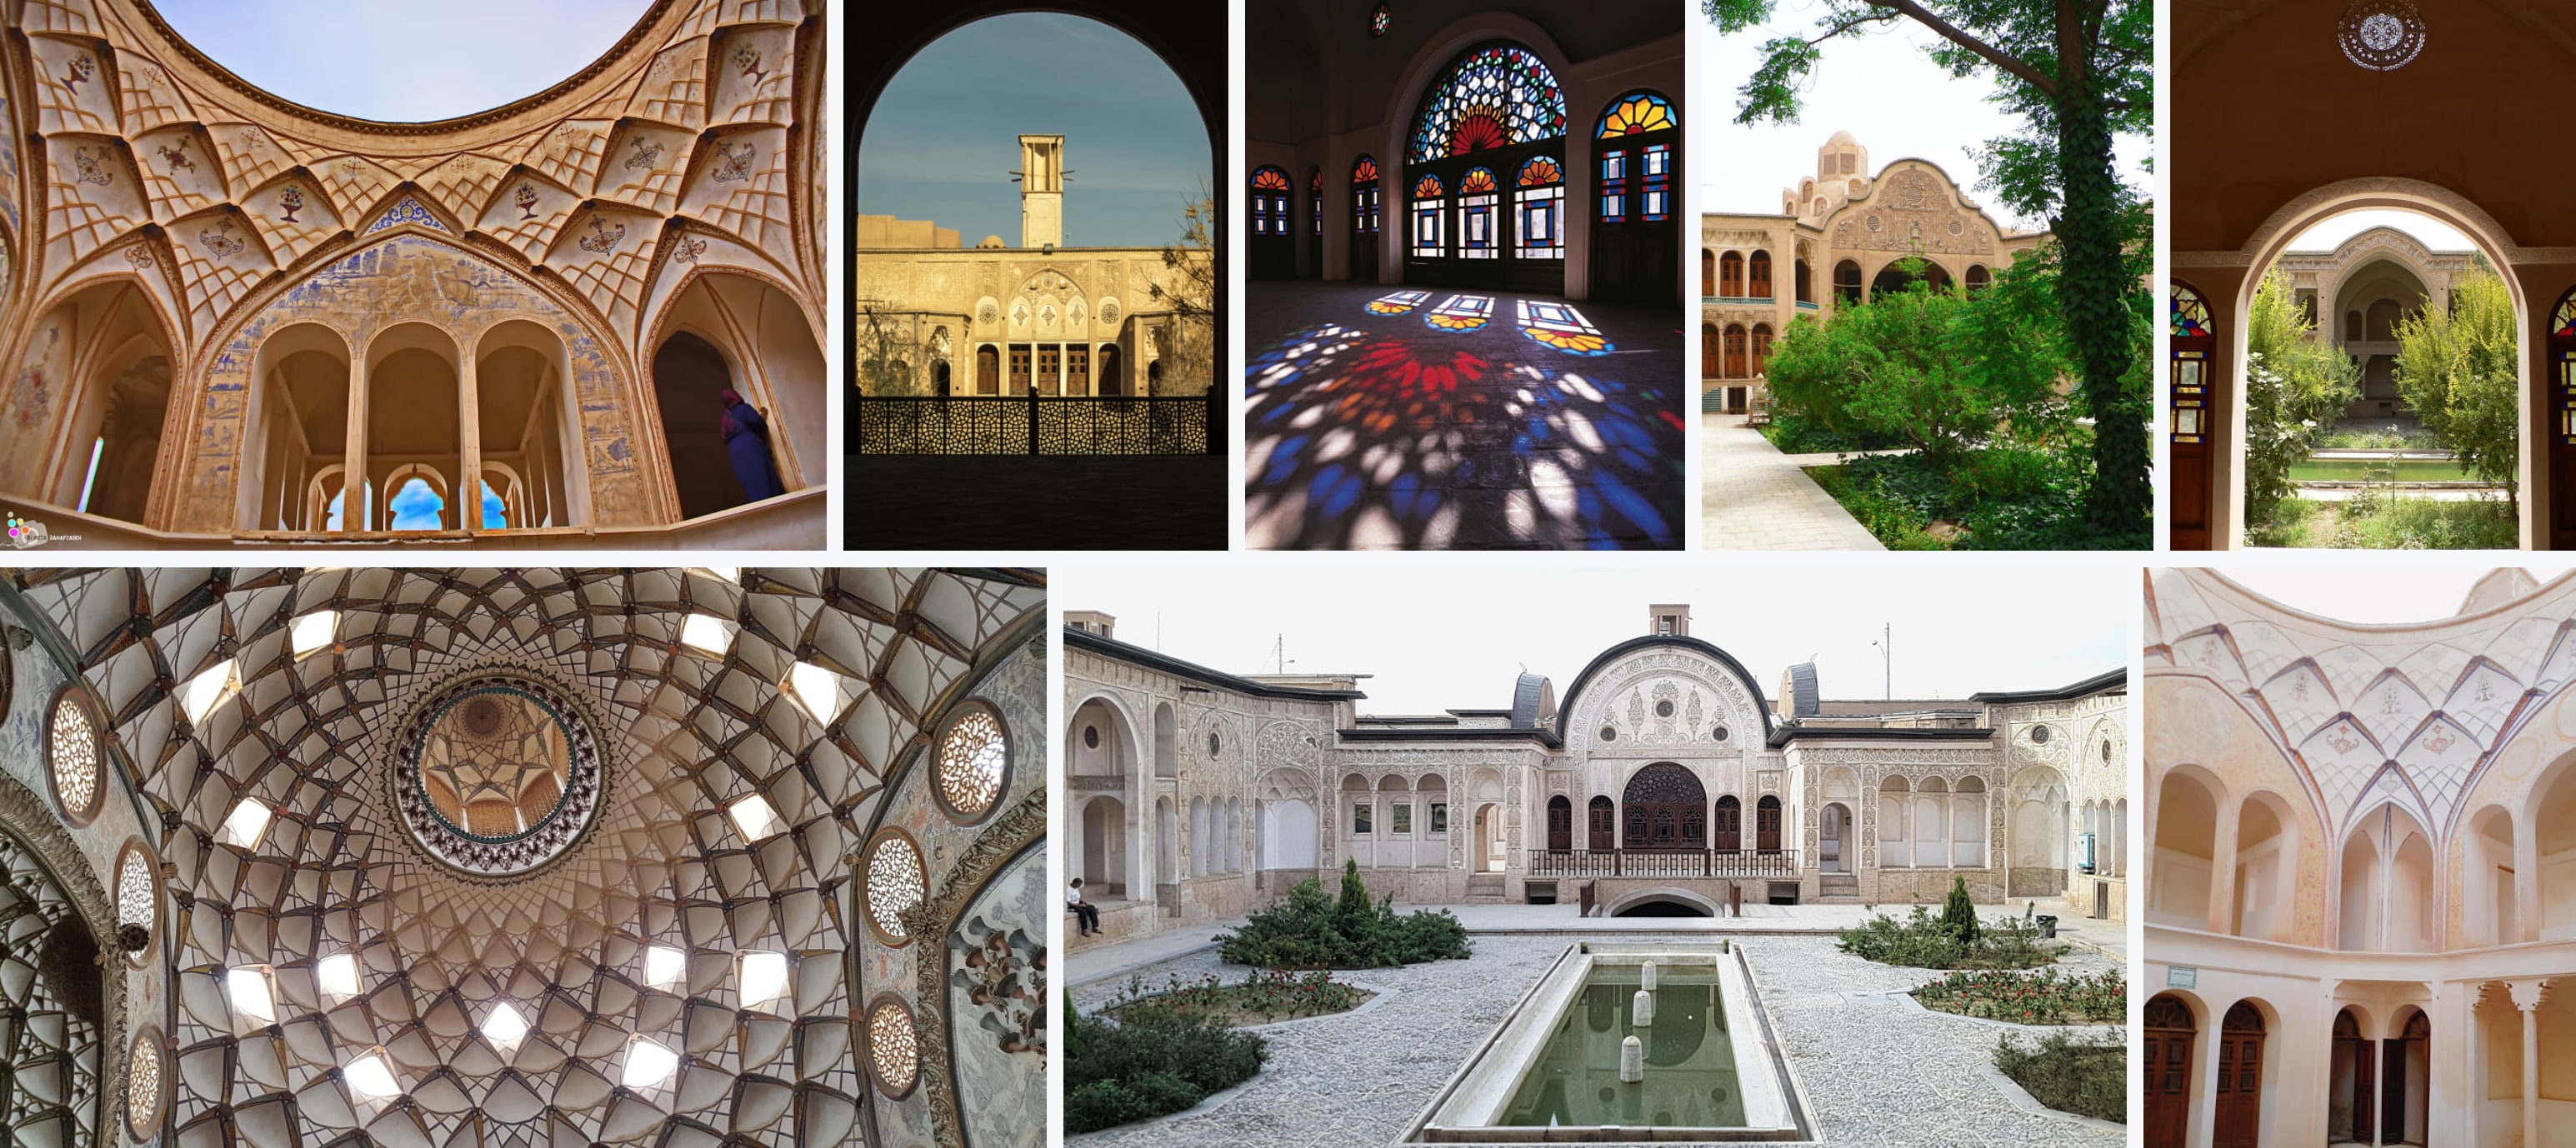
[1243,282,1686,550]
[1068,905,2123,1147]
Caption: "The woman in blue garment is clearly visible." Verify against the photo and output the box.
[718,388,785,502]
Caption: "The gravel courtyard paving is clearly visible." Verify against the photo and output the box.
[1071,932,2122,1148]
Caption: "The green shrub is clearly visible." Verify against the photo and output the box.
[1759,409,1908,455]
[1103,969,1371,1026]
[1993,1029,2126,1122]
[1066,995,1266,1132]
[1940,876,1981,944]
[2326,495,2517,550]
[1216,860,1473,969]
[1913,968,2126,1024]
[1838,903,2062,970]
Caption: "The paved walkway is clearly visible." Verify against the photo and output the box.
[1069,896,2123,989]
[1700,415,1888,550]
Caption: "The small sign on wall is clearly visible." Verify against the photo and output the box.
[2167,966,2197,989]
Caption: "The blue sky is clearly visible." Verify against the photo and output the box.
[858,13,1208,248]
[154,1,649,122]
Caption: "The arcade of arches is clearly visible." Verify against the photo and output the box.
[0,567,1050,1148]
[2146,567,2576,1148]
[0,2,830,548]
[1699,132,2044,414]
[2170,0,2576,550]
[1063,604,2124,950]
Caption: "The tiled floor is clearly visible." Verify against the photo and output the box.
[1701,416,1891,551]
[1244,282,1686,549]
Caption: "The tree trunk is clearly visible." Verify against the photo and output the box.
[2053,1,2148,537]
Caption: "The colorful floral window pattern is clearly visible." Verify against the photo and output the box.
[51,692,100,821]
[866,997,921,1097]
[2172,284,2212,337]
[1408,46,1568,162]
[1311,170,1323,237]
[1251,167,1292,237]
[1458,167,1500,259]
[934,705,1008,821]
[1519,299,1610,355]
[1517,157,1563,258]
[1352,156,1381,235]
[2554,292,2576,338]
[1597,92,1676,138]
[1412,173,1444,257]
[862,828,927,945]
[1371,1,1390,36]
[1426,294,1493,331]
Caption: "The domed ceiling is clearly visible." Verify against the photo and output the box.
[3,567,1045,1148]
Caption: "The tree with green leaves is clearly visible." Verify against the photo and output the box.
[854,306,921,397]
[2242,268,2361,527]
[1705,0,2150,540]
[1940,875,1980,944]
[1763,257,2060,462]
[2394,267,2522,513]
[1148,190,1217,396]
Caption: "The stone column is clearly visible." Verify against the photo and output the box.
[458,351,481,532]
[2517,821,2539,944]
[2513,979,2544,1148]
[2207,796,2241,935]
[340,352,368,532]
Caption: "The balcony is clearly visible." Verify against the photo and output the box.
[1527,848,1801,879]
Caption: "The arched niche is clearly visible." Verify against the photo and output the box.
[2230,791,2298,942]
[473,319,588,530]
[364,322,463,530]
[2151,766,2219,927]
[242,322,353,532]
[648,271,823,520]
[1,279,178,524]
[2466,804,2517,946]
[2338,803,2436,952]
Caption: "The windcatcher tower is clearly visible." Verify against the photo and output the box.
[1019,134,1066,248]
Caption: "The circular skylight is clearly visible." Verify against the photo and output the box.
[392,673,603,876]
[149,0,655,123]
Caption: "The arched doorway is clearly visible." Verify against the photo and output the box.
[1713,795,1742,854]
[1700,322,1719,381]
[1755,795,1782,853]
[1250,166,1295,279]
[1621,763,1705,850]
[2330,1007,2373,1144]
[1545,795,1572,851]
[1700,249,1714,297]
[1306,167,1323,277]
[649,331,756,519]
[2144,994,2194,1148]
[1473,804,1502,872]
[2216,1001,2265,1148]
[2170,279,2215,548]
[2151,769,2218,927]
[5,281,176,525]
[1081,796,1129,899]
[1819,802,1848,872]
[2553,288,2576,548]
[1154,797,1178,893]
[1403,42,1568,293]
[1723,324,1746,377]
[1870,263,1918,300]
[1349,155,1382,282]
[1719,251,1743,297]
[1587,795,1614,851]
[1589,89,1678,305]
[2384,1008,2428,1145]
[1833,259,1862,305]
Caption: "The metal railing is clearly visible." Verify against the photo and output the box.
[1528,847,1801,879]
[853,393,1219,456]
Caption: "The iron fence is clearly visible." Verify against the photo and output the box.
[854,394,1218,456]
[1527,848,1801,879]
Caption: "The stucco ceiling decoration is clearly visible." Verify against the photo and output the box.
[3,567,1045,1148]
[2338,0,2427,68]
[2147,569,2576,840]
[8,0,825,362]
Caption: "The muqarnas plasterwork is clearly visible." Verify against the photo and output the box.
[948,846,1047,1059]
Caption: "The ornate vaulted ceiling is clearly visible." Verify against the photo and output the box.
[2148,568,2576,844]
[3,567,1046,1148]
[2,0,827,365]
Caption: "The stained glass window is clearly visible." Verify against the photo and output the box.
[934,704,1008,821]
[1371,1,1390,36]
[867,998,920,1097]
[1459,167,1498,259]
[50,692,100,821]
[1516,157,1563,259]
[1597,92,1677,137]
[2172,283,2211,338]
[862,828,926,945]
[2554,291,2576,338]
[1642,144,1671,220]
[1251,167,1291,237]
[1352,156,1380,235]
[1413,173,1444,257]
[1408,46,1568,162]
[1311,170,1323,237]
[1599,151,1627,223]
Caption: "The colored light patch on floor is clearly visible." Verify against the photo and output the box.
[1425,294,1493,331]
[1517,299,1613,356]
[1367,290,1432,315]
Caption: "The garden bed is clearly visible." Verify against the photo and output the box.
[1803,442,2132,550]
[1068,995,1267,1133]
[2253,493,2516,548]
[1993,1030,2126,1123]
[1100,970,1373,1029]
[1913,969,2125,1025]
[1836,902,2066,970]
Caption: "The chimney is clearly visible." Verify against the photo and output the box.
[1065,610,1114,639]
[1648,604,1689,638]
[1018,134,1064,250]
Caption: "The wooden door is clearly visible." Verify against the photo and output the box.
[1713,796,1741,852]
[2333,1009,2372,1144]
[2171,281,2217,548]
[2214,1002,2264,1148]
[1250,167,1295,280]
[1307,171,1323,278]
[1349,157,1381,283]
[976,347,998,394]
[1588,89,1678,306]
[1587,796,1613,851]
[1008,346,1030,396]
[1755,796,1782,853]
[1621,764,1708,850]
[1546,796,1572,851]
[2144,996,2194,1148]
